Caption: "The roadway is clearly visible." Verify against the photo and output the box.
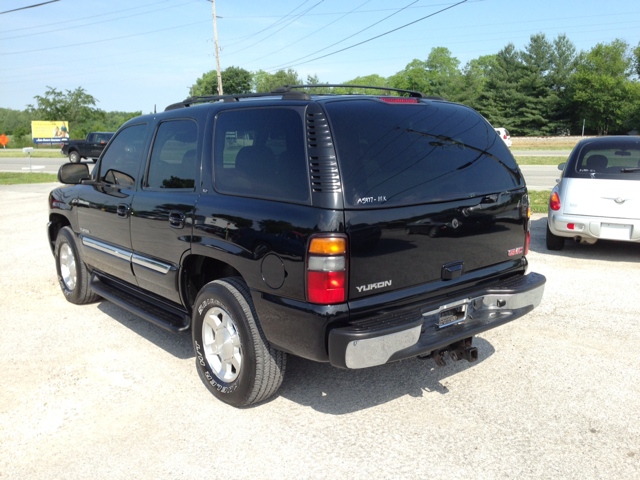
[0,154,562,190]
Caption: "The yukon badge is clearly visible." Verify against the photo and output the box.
[508,246,523,257]
[356,280,392,293]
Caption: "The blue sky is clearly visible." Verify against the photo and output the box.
[1,0,639,113]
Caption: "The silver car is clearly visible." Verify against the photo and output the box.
[546,136,640,250]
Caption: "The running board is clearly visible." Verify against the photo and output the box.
[90,273,190,333]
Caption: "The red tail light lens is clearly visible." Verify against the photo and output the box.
[549,191,561,211]
[525,231,530,255]
[567,223,575,230]
[308,271,345,304]
[307,235,348,305]
[503,134,507,140]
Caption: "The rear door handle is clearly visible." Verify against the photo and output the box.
[117,204,130,219]
[169,210,185,229]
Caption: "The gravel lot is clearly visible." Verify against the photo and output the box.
[1,183,639,479]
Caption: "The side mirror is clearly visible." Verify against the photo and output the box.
[557,163,566,171]
[58,163,90,184]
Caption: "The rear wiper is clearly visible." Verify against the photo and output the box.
[621,167,640,173]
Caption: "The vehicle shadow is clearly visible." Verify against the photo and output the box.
[96,301,194,360]
[529,216,640,263]
[277,337,495,415]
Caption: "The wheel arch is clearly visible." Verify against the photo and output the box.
[48,213,72,254]
[180,253,244,312]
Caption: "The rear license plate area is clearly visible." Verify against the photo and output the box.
[600,223,632,240]
[438,304,468,328]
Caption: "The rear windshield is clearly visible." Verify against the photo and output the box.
[566,138,640,180]
[324,100,523,208]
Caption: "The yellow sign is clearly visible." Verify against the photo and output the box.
[31,121,69,143]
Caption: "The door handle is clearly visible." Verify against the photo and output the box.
[117,204,130,218]
[169,210,185,229]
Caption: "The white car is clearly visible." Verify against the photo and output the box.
[546,136,640,250]
[495,127,512,147]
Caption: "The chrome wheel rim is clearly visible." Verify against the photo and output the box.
[59,243,77,291]
[202,306,243,382]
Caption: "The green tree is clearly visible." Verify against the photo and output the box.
[252,68,301,93]
[388,59,431,94]
[476,43,526,133]
[424,47,462,99]
[568,39,634,135]
[190,66,253,96]
[517,33,558,135]
[457,54,496,108]
[27,86,101,137]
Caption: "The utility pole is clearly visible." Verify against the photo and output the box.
[211,0,223,95]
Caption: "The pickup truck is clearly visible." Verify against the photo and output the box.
[61,132,114,163]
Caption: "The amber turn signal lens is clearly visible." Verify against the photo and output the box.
[309,237,346,254]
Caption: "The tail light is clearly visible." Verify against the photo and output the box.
[525,230,530,255]
[503,134,507,140]
[549,191,561,211]
[306,235,347,304]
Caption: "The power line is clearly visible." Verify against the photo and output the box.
[0,0,200,41]
[224,1,325,56]
[0,0,175,32]
[0,19,210,56]
[265,0,423,71]
[223,0,312,47]
[241,0,374,66]
[0,0,59,15]
[265,0,470,72]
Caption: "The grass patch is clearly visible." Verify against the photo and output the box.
[0,150,65,158]
[528,190,550,213]
[0,172,58,184]
[514,156,567,166]
[510,144,575,150]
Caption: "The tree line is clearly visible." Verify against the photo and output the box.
[191,34,640,136]
[2,33,639,146]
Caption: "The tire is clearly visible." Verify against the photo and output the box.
[69,151,80,163]
[192,277,286,407]
[546,223,565,251]
[54,227,100,304]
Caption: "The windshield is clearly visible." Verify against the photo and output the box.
[567,138,640,180]
[324,99,523,208]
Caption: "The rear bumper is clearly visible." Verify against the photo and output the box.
[328,272,545,369]
[549,213,640,242]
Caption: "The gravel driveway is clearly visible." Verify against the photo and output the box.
[1,183,639,479]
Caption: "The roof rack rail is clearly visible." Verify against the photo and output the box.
[164,84,432,111]
[272,84,427,98]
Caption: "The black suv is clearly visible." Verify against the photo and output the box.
[48,85,545,407]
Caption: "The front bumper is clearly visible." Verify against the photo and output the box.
[328,272,545,369]
[549,213,640,242]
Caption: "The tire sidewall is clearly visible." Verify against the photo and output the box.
[192,282,258,406]
[69,151,80,163]
[54,228,82,303]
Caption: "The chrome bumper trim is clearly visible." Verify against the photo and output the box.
[342,276,545,369]
[345,325,422,369]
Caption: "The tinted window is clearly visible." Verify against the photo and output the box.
[213,108,309,203]
[99,124,147,187]
[146,120,198,189]
[95,133,113,144]
[566,138,640,181]
[324,100,523,208]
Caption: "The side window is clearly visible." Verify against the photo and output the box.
[213,108,309,203]
[146,120,198,190]
[99,124,147,187]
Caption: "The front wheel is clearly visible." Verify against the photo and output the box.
[54,227,100,304]
[68,151,81,163]
[546,223,565,251]
[192,277,286,407]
